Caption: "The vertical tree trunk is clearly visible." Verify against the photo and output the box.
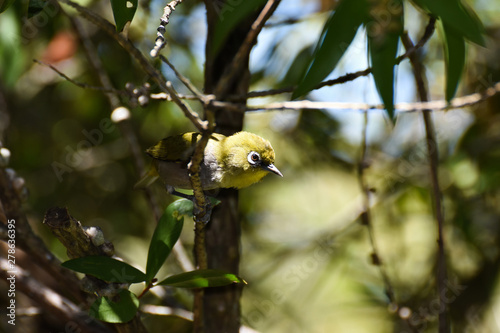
[202,1,258,332]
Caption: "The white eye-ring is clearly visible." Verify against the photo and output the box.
[247,151,261,165]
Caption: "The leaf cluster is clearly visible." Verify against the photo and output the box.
[62,199,244,323]
[293,0,484,118]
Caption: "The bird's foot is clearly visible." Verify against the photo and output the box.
[165,185,195,201]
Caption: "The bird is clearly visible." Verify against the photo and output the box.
[137,131,282,195]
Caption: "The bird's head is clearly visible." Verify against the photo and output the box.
[218,131,283,189]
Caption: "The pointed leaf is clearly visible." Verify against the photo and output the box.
[110,0,137,32]
[367,0,404,119]
[62,256,146,283]
[414,0,484,46]
[212,0,268,57]
[90,289,139,323]
[157,269,246,289]
[282,45,315,88]
[293,0,369,99]
[442,21,466,102]
[145,199,189,283]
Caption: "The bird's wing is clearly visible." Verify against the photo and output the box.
[146,132,225,162]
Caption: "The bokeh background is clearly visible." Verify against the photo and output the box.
[2,0,500,332]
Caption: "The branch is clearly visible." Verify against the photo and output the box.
[264,17,303,28]
[358,112,396,304]
[33,59,128,97]
[43,207,148,333]
[231,17,436,100]
[35,49,500,115]
[43,207,114,258]
[159,55,211,104]
[188,128,215,333]
[150,92,199,100]
[239,81,500,112]
[401,32,449,333]
[150,0,185,57]
[68,14,195,272]
[357,113,419,332]
[57,0,207,131]
[0,168,85,302]
[140,305,262,333]
[214,0,282,98]
[0,258,111,333]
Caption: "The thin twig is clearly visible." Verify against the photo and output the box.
[38,50,500,115]
[150,92,199,100]
[214,0,282,98]
[188,112,216,333]
[401,32,449,333]
[150,0,185,57]
[239,81,500,112]
[57,0,207,131]
[33,59,128,97]
[357,113,420,332]
[265,17,303,28]
[229,17,436,101]
[358,112,396,304]
[159,55,211,104]
[0,168,85,303]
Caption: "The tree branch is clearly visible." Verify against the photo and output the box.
[241,82,500,112]
[401,32,449,333]
[358,112,396,304]
[159,55,212,105]
[188,124,215,333]
[0,258,111,333]
[32,59,128,97]
[0,168,85,302]
[357,113,419,332]
[230,17,436,100]
[35,49,500,115]
[66,8,195,273]
[43,207,148,333]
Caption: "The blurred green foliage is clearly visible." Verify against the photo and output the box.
[1,0,500,332]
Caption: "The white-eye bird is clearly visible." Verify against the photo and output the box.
[138,131,282,192]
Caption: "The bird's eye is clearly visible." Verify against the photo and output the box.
[247,151,260,165]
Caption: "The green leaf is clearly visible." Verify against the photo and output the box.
[62,256,146,283]
[212,0,268,57]
[367,0,404,120]
[414,0,484,46]
[110,0,137,32]
[0,0,15,13]
[282,46,315,88]
[145,199,189,283]
[172,197,196,216]
[90,289,139,323]
[292,0,369,99]
[442,21,466,102]
[157,269,246,288]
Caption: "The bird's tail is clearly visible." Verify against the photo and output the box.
[134,164,159,189]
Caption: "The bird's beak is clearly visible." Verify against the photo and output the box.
[263,164,283,177]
